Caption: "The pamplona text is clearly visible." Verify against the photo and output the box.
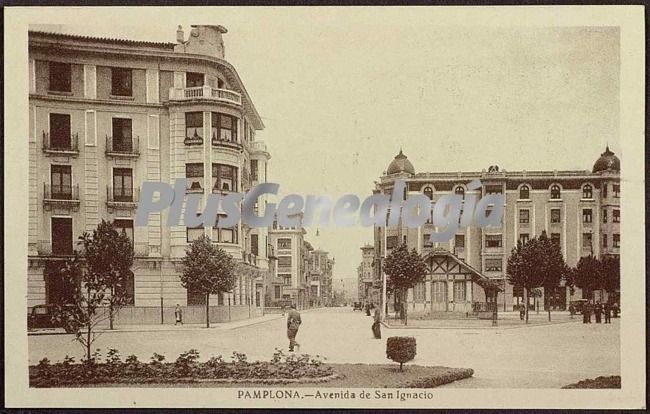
[134,179,504,242]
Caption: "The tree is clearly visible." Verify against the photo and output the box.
[573,254,602,301]
[506,231,567,323]
[180,234,236,328]
[384,244,427,326]
[601,256,620,303]
[55,220,134,362]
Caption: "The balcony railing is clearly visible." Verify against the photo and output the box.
[42,132,79,155]
[106,136,140,157]
[211,136,242,150]
[44,183,80,201]
[169,86,242,106]
[250,140,268,153]
[107,186,140,204]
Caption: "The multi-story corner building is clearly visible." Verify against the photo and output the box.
[268,217,308,309]
[374,148,620,314]
[309,249,335,306]
[357,244,376,306]
[28,26,272,324]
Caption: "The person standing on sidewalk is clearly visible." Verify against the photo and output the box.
[372,304,382,339]
[594,301,603,323]
[174,304,183,325]
[604,302,612,324]
[287,304,302,352]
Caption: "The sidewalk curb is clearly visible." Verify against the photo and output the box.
[380,318,581,330]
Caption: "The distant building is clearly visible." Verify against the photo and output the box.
[374,148,620,315]
[357,244,376,305]
[268,216,307,309]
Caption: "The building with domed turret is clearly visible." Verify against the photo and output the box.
[372,147,620,315]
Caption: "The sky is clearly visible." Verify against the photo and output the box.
[31,13,620,282]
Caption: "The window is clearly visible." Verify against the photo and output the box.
[51,217,73,255]
[582,209,593,224]
[112,168,133,202]
[49,113,72,149]
[602,183,608,198]
[251,234,259,256]
[212,163,238,192]
[185,112,203,144]
[519,233,530,244]
[485,234,502,248]
[423,234,433,248]
[186,72,204,87]
[49,62,71,92]
[111,67,132,96]
[274,286,281,299]
[423,187,433,200]
[111,118,133,152]
[51,165,72,199]
[186,226,204,243]
[386,236,399,249]
[550,233,561,246]
[582,184,593,199]
[278,257,292,267]
[280,275,291,285]
[113,219,134,245]
[613,209,620,223]
[519,185,530,200]
[187,288,206,306]
[432,281,445,303]
[212,112,238,143]
[613,233,620,248]
[613,184,620,198]
[413,282,425,302]
[583,233,593,248]
[485,185,502,194]
[550,185,561,199]
[602,234,608,248]
[485,258,502,272]
[603,209,608,223]
[454,186,465,197]
[251,159,259,181]
[454,234,465,248]
[453,281,466,302]
[519,209,530,224]
[550,208,561,224]
[277,238,292,249]
[118,271,135,306]
[214,214,238,244]
[185,163,204,191]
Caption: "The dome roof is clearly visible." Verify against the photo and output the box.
[387,149,415,175]
[592,146,620,173]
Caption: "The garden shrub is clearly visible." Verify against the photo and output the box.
[386,336,417,371]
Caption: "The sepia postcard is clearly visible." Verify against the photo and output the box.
[3,5,646,409]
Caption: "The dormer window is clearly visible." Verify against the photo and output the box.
[519,185,530,200]
[582,184,593,199]
[550,185,561,199]
[454,186,465,198]
[423,187,433,200]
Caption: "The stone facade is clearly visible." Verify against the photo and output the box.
[28,27,270,323]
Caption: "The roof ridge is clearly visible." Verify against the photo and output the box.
[29,30,176,48]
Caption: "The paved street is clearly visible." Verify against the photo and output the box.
[29,307,619,388]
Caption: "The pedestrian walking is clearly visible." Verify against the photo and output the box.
[371,303,381,339]
[287,304,302,352]
[174,304,183,325]
[519,304,525,321]
[594,301,603,323]
[604,303,612,324]
[569,304,576,319]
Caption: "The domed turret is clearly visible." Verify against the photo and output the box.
[592,146,620,173]
[386,149,415,175]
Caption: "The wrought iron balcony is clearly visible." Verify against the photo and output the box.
[169,86,242,106]
[107,186,140,206]
[44,183,79,201]
[106,136,140,157]
[42,132,79,156]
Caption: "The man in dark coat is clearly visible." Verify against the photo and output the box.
[287,304,302,352]
[604,303,612,324]
[582,301,592,324]
[594,301,603,323]
[371,304,381,339]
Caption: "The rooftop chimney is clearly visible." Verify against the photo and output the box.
[176,25,184,43]
[174,24,228,59]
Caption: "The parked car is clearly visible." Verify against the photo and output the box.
[27,304,75,333]
[353,302,363,311]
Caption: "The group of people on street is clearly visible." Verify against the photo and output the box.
[581,301,618,324]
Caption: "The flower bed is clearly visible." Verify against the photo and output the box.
[30,348,335,387]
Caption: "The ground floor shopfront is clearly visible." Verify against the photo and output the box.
[27,256,267,325]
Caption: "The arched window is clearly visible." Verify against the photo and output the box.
[582,184,593,199]
[550,184,561,199]
[519,185,530,200]
[423,187,433,200]
[454,186,465,197]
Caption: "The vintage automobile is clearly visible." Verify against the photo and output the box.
[27,304,75,333]
[352,302,363,311]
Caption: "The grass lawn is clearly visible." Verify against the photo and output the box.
[78,364,473,388]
